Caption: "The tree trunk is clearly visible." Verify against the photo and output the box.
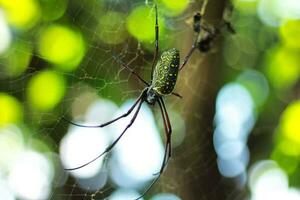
[165,0,230,199]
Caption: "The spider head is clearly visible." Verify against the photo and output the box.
[146,88,158,105]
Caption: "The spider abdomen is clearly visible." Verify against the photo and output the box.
[152,48,180,95]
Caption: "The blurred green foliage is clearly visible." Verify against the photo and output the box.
[27,70,66,111]
[0,93,23,126]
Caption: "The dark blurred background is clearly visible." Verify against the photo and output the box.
[0,0,300,199]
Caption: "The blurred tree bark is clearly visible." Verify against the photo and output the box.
[164,0,235,199]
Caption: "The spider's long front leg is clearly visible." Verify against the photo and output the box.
[62,89,147,128]
[65,94,145,171]
[135,97,172,200]
[150,4,159,82]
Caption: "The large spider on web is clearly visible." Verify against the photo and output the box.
[62,3,233,199]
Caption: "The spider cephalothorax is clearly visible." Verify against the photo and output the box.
[146,88,158,104]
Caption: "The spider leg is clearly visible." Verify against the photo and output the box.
[160,97,172,157]
[135,145,169,200]
[62,89,147,128]
[65,96,145,171]
[112,53,183,100]
[135,97,172,200]
[179,31,200,71]
[112,53,150,86]
[112,53,182,100]
[113,53,182,100]
[115,55,183,99]
[150,4,159,83]
[171,92,183,99]
[179,0,210,71]
[152,97,172,176]
[179,22,219,71]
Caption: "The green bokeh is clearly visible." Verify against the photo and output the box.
[277,137,300,157]
[232,0,257,14]
[237,70,269,109]
[27,70,66,111]
[160,0,189,16]
[3,40,33,77]
[38,24,86,71]
[280,19,300,49]
[39,0,68,21]
[265,46,300,89]
[126,5,165,43]
[0,0,40,30]
[97,11,128,45]
[280,101,300,146]
[0,93,23,127]
[30,137,52,153]
[271,146,299,174]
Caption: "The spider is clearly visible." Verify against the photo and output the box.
[196,18,235,52]
[62,4,217,200]
[193,0,235,53]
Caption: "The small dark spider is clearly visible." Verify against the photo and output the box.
[198,21,235,52]
[62,4,199,200]
[193,6,235,53]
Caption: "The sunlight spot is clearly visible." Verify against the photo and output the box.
[275,0,300,20]
[110,100,164,188]
[216,83,254,122]
[151,193,181,200]
[60,125,110,179]
[217,157,247,177]
[0,180,15,200]
[76,170,108,191]
[109,189,143,200]
[249,160,288,196]
[0,126,24,169]
[214,82,255,178]
[215,140,246,160]
[257,0,281,27]
[8,151,53,200]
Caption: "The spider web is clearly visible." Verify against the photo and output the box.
[0,0,250,200]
